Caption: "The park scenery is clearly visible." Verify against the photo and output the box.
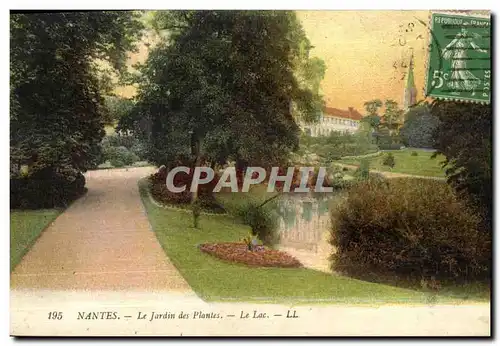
[10,10,491,335]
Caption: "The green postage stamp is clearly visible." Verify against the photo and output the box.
[425,12,491,103]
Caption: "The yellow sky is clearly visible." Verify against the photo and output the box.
[116,11,432,114]
[297,10,430,112]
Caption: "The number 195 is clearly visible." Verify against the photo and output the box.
[48,311,63,320]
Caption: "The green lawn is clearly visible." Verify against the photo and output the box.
[139,178,488,305]
[10,209,61,271]
[338,149,447,177]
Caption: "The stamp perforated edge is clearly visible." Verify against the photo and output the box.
[423,10,491,104]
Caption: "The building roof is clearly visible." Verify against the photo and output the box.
[323,106,363,121]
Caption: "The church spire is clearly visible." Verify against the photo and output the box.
[403,50,417,111]
[406,51,415,90]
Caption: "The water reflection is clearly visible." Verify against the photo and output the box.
[275,192,339,253]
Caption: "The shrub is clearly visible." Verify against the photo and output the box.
[302,130,378,161]
[148,168,225,213]
[330,178,491,282]
[109,158,125,168]
[411,151,418,156]
[130,142,148,159]
[101,135,138,150]
[382,153,395,168]
[102,145,139,167]
[378,142,403,150]
[150,175,192,205]
[103,96,135,125]
[400,104,440,148]
[355,159,370,180]
[377,131,403,150]
[99,135,147,167]
[236,202,279,247]
[11,169,86,209]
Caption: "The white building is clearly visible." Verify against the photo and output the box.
[300,106,363,137]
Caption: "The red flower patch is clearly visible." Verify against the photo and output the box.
[199,242,303,268]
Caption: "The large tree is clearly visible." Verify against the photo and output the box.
[10,11,143,182]
[400,103,440,148]
[382,99,404,133]
[121,10,323,171]
[361,99,382,144]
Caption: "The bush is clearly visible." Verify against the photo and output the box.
[236,202,279,247]
[302,130,378,161]
[330,178,490,282]
[130,142,148,158]
[355,159,370,180]
[109,158,126,168]
[378,142,403,150]
[150,175,192,205]
[148,168,225,213]
[102,145,140,167]
[400,104,440,149]
[411,151,418,156]
[98,134,148,167]
[11,169,86,209]
[382,153,395,168]
[377,131,403,150]
[103,96,135,125]
[101,135,138,150]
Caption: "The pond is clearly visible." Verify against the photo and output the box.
[274,191,345,271]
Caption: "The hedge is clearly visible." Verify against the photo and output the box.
[11,169,86,209]
[330,178,490,282]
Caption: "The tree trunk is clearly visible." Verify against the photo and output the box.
[190,131,201,203]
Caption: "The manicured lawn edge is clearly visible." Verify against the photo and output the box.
[90,162,154,171]
[336,149,447,178]
[143,177,228,216]
[10,186,89,271]
[339,150,382,160]
[138,177,488,305]
[10,209,62,271]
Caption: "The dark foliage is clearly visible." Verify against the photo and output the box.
[119,10,324,171]
[11,169,86,209]
[330,178,491,282]
[377,129,403,150]
[10,12,143,207]
[382,153,396,168]
[400,104,440,148]
[430,101,492,232]
[149,169,225,213]
[236,203,279,246]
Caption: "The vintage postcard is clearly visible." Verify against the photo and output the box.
[9,9,491,337]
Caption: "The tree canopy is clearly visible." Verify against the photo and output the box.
[10,11,143,180]
[119,10,324,170]
[400,103,440,148]
[431,100,492,231]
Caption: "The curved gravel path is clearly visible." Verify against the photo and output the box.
[10,167,193,292]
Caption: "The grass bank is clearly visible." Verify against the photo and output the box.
[10,209,61,271]
[337,149,447,177]
[138,178,487,305]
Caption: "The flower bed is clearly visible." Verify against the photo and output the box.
[199,242,302,268]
